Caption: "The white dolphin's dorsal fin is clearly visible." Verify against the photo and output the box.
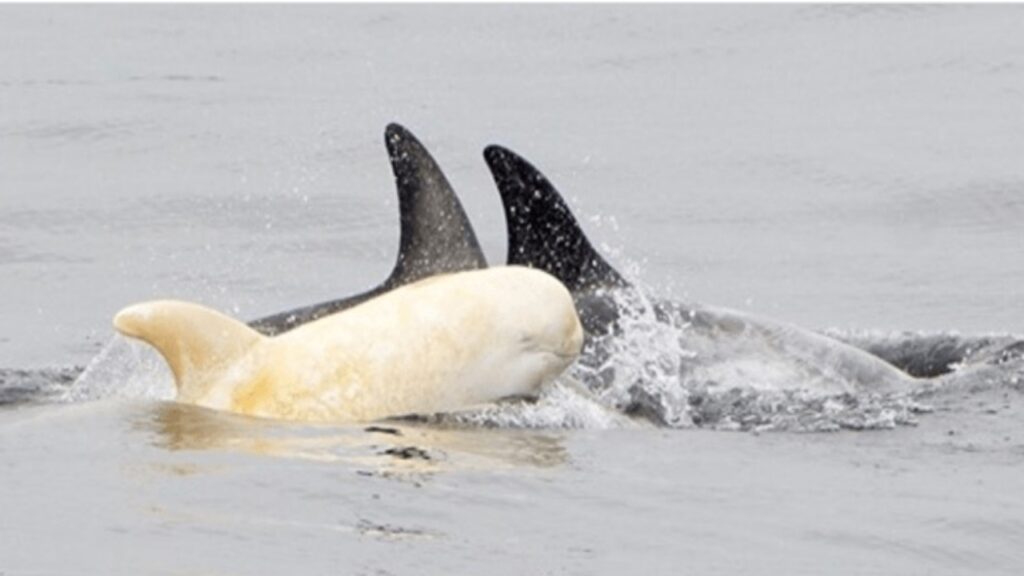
[114,300,264,402]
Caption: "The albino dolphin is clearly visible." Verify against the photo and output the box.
[114,266,583,423]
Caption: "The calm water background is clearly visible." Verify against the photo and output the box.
[2,5,1023,575]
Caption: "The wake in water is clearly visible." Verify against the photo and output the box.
[0,366,81,406]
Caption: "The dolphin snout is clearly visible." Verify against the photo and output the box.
[562,312,584,359]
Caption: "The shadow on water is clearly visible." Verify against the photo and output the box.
[136,401,570,478]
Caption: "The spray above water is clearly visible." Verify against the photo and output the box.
[572,285,696,428]
[63,336,175,403]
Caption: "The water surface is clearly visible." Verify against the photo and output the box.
[2,6,1023,575]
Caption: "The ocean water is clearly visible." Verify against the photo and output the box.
[2,5,1023,575]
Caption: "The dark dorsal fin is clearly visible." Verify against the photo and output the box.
[249,124,486,336]
[383,123,487,288]
[483,145,627,294]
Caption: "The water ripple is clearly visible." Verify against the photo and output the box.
[0,119,143,146]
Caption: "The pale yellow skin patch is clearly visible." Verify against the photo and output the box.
[114,266,583,423]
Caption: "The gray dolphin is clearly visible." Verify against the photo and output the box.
[482,145,924,400]
[481,145,1024,388]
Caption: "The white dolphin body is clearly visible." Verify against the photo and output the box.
[113,266,583,423]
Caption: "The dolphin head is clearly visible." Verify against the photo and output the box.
[497,266,585,384]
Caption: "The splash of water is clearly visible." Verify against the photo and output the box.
[572,286,697,428]
[62,335,175,402]
[549,274,982,432]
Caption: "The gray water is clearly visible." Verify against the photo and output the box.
[2,5,1024,575]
